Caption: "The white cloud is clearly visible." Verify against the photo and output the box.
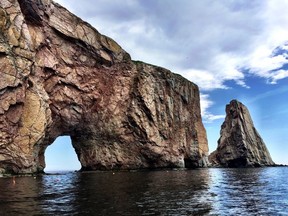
[242,0,288,83]
[244,43,288,83]
[200,94,225,123]
[270,70,288,84]
[181,69,228,91]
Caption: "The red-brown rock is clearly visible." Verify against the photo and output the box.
[209,100,274,167]
[0,0,208,174]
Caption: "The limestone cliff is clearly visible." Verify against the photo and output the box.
[209,100,274,167]
[0,0,208,174]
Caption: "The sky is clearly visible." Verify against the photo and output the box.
[45,0,288,171]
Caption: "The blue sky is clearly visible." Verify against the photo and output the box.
[45,136,81,172]
[46,0,288,171]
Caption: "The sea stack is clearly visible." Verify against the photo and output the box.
[0,0,208,174]
[209,100,274,167]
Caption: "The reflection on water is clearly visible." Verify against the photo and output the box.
[39,173,79,215]
[0,176,41,215]
[0,168,288,215]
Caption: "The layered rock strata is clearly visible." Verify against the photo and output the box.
[0,0,208,174]
[209,100,274,167]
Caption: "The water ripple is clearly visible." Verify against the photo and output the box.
[0,168,288,215]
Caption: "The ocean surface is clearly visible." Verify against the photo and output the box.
[0,167,288,215]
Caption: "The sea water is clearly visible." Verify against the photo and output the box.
[0,167,288,215]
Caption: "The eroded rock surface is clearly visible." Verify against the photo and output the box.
[0,0,208,174]
[209,100,274,167]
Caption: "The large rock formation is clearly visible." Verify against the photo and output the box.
[0,0,208,174]
[209,100,274,167]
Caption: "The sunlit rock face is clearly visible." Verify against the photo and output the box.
[209,100,274,167]
[0,0,208,174]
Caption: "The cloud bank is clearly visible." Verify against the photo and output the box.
[54,0,288,121]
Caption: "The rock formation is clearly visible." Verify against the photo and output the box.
[0,0,208,174]
[209,100,274,167]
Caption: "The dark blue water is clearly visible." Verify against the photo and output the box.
[0,168,288,215]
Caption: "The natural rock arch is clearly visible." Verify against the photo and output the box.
[0,0,208,174]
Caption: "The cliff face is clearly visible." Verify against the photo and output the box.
[209,100,274,167]
[0,0,208,174]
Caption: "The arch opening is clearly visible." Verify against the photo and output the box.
[44,136,81,173]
